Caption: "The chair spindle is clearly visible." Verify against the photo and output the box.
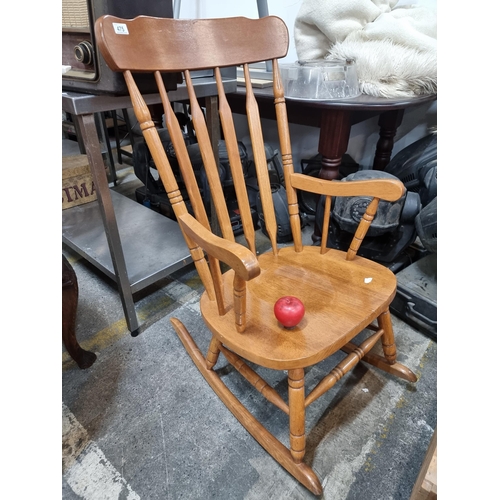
[346,197,380,261]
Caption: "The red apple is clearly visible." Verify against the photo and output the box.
[274,296,305,328]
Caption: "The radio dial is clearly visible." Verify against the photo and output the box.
[74,41,93,65]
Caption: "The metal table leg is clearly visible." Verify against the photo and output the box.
[205,95,221,236]
[111,110,123,165]
[95,112,118,185]
[75,112,140,335]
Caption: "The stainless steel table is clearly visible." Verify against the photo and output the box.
[62,76,235,335]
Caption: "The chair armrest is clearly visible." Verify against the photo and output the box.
[177,213,261,281]
[289,173,405,202]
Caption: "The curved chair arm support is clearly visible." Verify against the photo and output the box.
[289,173,405,202]
[177,213,261,282]
[289,173,405,257]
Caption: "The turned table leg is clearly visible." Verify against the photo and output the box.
[373,109,404,170]
[62,255,97,369]
[317,109,352,181]
[313,109,352,240]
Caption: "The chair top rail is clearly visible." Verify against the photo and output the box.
[95,15,289,73]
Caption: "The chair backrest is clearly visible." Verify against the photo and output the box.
[94,14,405,312]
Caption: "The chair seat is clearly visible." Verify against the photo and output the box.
[201,246,397,370]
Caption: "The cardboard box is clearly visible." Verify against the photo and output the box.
[62,155,97,209]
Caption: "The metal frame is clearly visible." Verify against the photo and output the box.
[62,75,236,335]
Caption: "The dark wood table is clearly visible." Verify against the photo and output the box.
[226,86,437,180]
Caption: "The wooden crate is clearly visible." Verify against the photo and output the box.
[62,155,97,210]
[410,429,437,500]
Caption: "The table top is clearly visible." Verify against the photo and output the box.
[62,76,238,115]
[239,85,436,112]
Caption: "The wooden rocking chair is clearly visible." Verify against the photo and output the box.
[95,15,417,495]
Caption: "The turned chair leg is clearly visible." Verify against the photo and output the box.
[171,318,323,495]
[288,368,306,463]
[206,336,222,369]
[377,309,397,365]
[62,256,97,369]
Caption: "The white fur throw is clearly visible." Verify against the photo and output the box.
[294,0,437,98]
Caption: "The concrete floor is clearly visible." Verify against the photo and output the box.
[62,158,437,500]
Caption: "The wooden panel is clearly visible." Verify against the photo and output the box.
[410,429,437,500]
[62,155,96,209]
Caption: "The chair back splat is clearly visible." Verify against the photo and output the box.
[95,15,418,496]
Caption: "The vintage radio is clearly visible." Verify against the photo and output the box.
[62,0,180,95]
